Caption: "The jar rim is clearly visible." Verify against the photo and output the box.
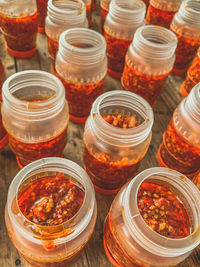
[7,157,96,245]
[2,70,66,117]
[110,0,146,16]
[123,167,200,257]
[89,90,154,146]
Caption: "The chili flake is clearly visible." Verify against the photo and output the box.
[146,4,176,29]
[104,31,132,79]
[138,180,192,238]
[100,6,109,33]
[193,172,200,190]
[36,0,48,33]
[46,35,59,67]
[18,175,85,226]
[121,62,169,106]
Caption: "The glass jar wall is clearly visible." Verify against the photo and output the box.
[5,157,97,267]
[83,90,153,194]
[1,70,69,168]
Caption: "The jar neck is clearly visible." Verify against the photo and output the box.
[58,28,106,66]
[2,70,66,121]
[7,158,96,245]
[109,0,146,26]
[47,0,87,26]
[174,0,200,28]
[123,167,200,257]
[150,0,181,12]
[88,91,153,147]
[132,25,177,61]
[184,83,200,124]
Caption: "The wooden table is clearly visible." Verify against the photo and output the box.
[0,4,200,267]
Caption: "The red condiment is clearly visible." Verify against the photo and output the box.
[8,126,68,168]
[157,119,200,176]
[193,172,200,190]
[46,35,59,67]
[170,31,200,75]
[18,175,85,226]
[146,4,176,28]
[58,77,104,123]
[180,49,200,97]
[36,0,48,33]
[92,0,97,10]
[104,31,132,79]
[86,3,92,26]
[138,181,191,238]
[0,12,38,58]
[83,114,141,194]
[121,62,169,107]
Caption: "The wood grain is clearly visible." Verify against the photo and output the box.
[0,2,199,267]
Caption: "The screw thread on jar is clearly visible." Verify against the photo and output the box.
[132,25,177,61]
[57,28,107,81]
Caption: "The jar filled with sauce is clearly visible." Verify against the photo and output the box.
[157,83,200,179]
[0,0,38,58]
[45,0,88,71]
[170,0,200,75]
[104,0,146,79]
[1,70,69,168]
[5,157,97,267]
[100,0,111,33]
[55,28,107,124]
[36,0,48,33]
[180,47,200,97]
[146,0,182,29]
[103,167,200,266]
[121,25,177,107]
[83,90,154,194]
[0,59,8,150]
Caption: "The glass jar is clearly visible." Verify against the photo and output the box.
[146,0,182,29]
[36,0,48,33]
[45,0,88,71]
[1,70,69,168]
[103,167,200,267]
[104,0,146,79]
[180,47,200,97]
[55,28,107,124]
[0,59,8,150]
[170,0,200,75]
[100,0,111,32]
[121,25,177,107]
[83,90,154,194]
[0,0,38,58]
[5,157,97,267]
[157,83,200,179]
[83,0,92,26]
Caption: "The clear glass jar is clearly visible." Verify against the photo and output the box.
[36,0,48,33]
[157,83,200,179]
[0,59,8,150]
[170,0,200,75]
[55,28,107,124]
[0,0,38,58]
[146,0,182,29]
[103,167,200,267]
[45,0,88,70]
[1,70,69,168]
[104,0,146,79]
[121,25,177,107]
[100,0,111,32]
[82,0,92,26]
[83,90,154,194]
[5,157,97,267]
[180,47,200,97]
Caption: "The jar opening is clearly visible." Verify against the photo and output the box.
[17,171,85,230]
[48,0,85,14]
[186,0,200,13]
[123,167,200,256]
